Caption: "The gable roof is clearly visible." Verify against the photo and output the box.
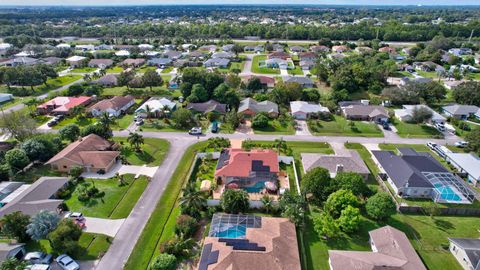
[186,100,227,114]
[135,97,176,113]
[396,104,446,122]
[92,74,118,86]
[284,76,314,85]
[215,148,279,178]
[445,152,480,180]
[37,96,92,113]
[243,75,275,85]
[290,101,329,114]
[46,134,119,168]
[89,95,134,112]
[343,105,388,118]
[238,98,278,114]
[0,177,68,217]
[88,59,113,66]
[329,226,426,270]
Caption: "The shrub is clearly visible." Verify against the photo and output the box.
[251,114,269,129]
[220,189,249,214]
[175,215,198,238]
[366,192,397,221]
[149,253,177,270]
[5,149,30,171]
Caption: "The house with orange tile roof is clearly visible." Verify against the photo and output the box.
[215,148,279,194]
[37,96,93,115]
[46,134,120,173]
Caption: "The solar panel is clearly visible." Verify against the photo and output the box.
[252,160,270,172]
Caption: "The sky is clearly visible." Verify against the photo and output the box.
[1,0,479,6]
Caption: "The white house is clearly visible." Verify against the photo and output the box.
[448,238,480,270]
[135,97,176,118]
[115,50,130,57]
[0,43,12,56]
[445,152,480,187]
[66,56,87,67]
[394,104,446,124]
[89,96,135,117]
[290,101,330,120]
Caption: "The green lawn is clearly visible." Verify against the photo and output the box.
[114,137,170,166]
[65,175,149,218]
[253,119,296,135]
[251,55,280,74]
[288,66,304,75]
[392,71,414,78]
[308,115,383,137]
[218,61,245,73]
[161,66,174,73]
[344,143,380,189]
[416,70,440,79]
[0,98,24,110]
[54,116,97,129]
[101,86,176,97]
[105,66,124,73]
[392,119,442,138]
[466,72,480,81]
[70,67,97,73]
[303,211,478,270]
[125,141,209,270]
[137,66,156,73]
[33,75,82,95]
[140,119,189,133]
[112,114,134,130]
[26,233,111,260]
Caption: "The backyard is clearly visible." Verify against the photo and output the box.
[303,211,479,270]
[53,115,97,129]
[64,174,149,219]
[105,66,124,73]
[251,55,280,75]
[308,115,383,137]
[114,137,170,166]
[70,67,98,73]
[14,164,64,183]
[287,65,304,75]
[33,75,82,95]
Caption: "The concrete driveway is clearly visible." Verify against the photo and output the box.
[84,217,125,238]
[81,162,158,179]
[295,120,311,136]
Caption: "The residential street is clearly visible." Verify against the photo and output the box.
[95,136,195,270]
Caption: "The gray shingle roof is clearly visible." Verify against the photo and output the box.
[443,104,480,116]
[301,151,370,175]
[448,238,480,268]
[238,98,278,115]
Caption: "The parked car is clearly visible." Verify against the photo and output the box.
[24,252,53,265]
[56,254,80,270]
[454,141,469,148]
[426,142,437,149]
[435,123,445,132]
[64,212,84,221]
[47,120,58,127]
[211,122,219,133]
[382,122,390,130]
[25,264,51,270]
[135,118,144,126]
[188,127,202,135]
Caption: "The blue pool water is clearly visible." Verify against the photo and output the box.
[242,181,265,193]
[214,226,247,238]
[434,183,462,201]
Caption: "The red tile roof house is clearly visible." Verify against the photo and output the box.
[88,95,135,117]
[36,96,93,115]
[214,148,280,197]
[242,75,275,88]
[46,134,120,173]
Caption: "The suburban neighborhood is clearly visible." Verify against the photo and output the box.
[0,3,480,270]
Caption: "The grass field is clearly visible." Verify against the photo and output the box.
[70,67,97,73]
[14,164,64,183]
[124,141,209,270]
[65,175,148,218]
[53,115,97,129]
[288,65,304,75]
[392,119,442,138]
[253,119,296,135]
[416,70,440,79]
[161,66,174,73]
[33,75,82,95]
[112,114,134,130]
[101,86,177,97]
[114,137,169,166]
[26,232,111,260]
[251,55,280,74]
[308,115,383,137]
[0,98,24,110]
[105,66,124,73]
[218,61,245,73]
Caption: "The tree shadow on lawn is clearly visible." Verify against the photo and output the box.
[121,146,154,164]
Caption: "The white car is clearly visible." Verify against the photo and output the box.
[426,142,437,149]
[55,254,80,270]
[25,264,51,270]
[455,141,469,148]
[24,252,53,265]
[188,127,202,135]
[64,212,84,220]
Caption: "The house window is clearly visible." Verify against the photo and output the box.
[63,166,67,169]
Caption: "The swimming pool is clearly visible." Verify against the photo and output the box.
[209,214,262,239]
[214,225,247,238]
[242,182,265,193]
[434,183,462,202]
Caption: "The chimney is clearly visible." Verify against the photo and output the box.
[336,164,344,174]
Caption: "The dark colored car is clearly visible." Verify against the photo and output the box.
[211,122,219,133]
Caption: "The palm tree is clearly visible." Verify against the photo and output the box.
[127,132,144,152]
[116,172,125,186]
[274,137,287,155]
[179,182,206,217]
[83,74,91,81]
[261,195,274,214]
[145,104,152,120]
[98,112,114,129]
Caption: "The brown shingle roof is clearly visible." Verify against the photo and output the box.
[89,95,134,112]
[46,134,119,168]
[199,217,300,270]
[329,226,426,270]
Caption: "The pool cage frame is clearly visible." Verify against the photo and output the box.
[423,172,476,204]
[208,214,262,238]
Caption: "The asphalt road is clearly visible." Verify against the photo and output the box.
[95,136,195,270]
